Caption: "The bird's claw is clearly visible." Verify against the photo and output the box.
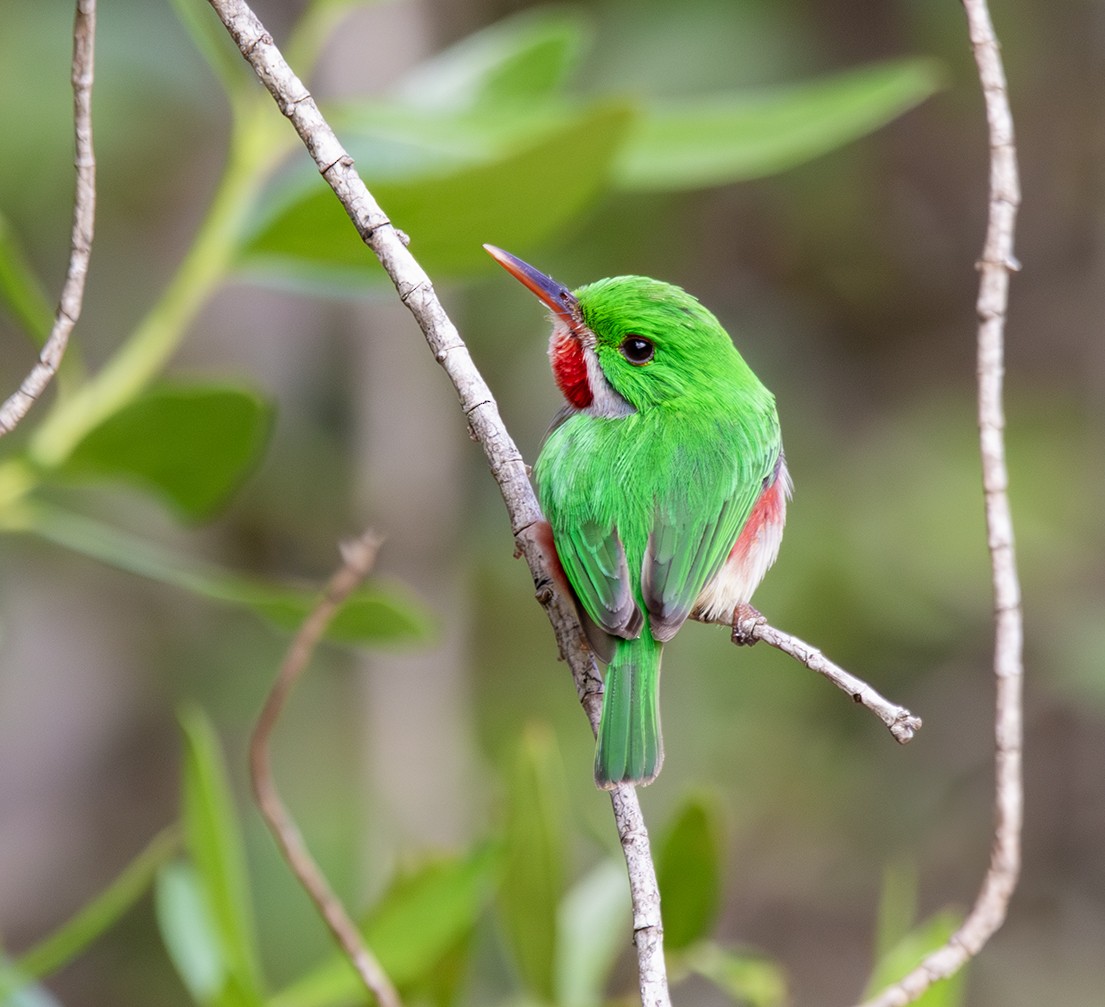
[730,603,766,646]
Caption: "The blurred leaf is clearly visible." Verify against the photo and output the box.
[655,793,724,951]
[0,211,53,346]
[864,908,966,1007]
[156,860,228,1005]
[406,936,471,1007]
[238,103,633,288]
[555,859,629,1007]
[178,707,264,1004]
[364,847,498,997]
[682,942,788,1007]
[247,580,434,645]
[26,504,433,645]
[393,6,589,110]
[496,724,567,1002]
[324,101,592,168]
[270,845,499,1007]
[59,382,273,521]
[14,828,178,982]
[616,58,943,190]
[874,861,919,963]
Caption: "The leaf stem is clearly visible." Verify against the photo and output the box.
[11,827,179,984]
[249,531,402,1007]
[26,108,284,469]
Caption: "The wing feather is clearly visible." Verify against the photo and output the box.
[559,520,644,642]
[644,443,779,642]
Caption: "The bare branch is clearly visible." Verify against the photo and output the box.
[0,0,96,436]
[857,1,1024,1003]
[249,531,402,1007]
[702,607,922,743]
[205,3,671,1001]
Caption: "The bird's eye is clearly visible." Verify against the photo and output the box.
[620,335,655,365]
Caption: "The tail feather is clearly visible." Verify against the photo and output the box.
[594,635,663,788]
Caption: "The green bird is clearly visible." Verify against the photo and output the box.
[486,245,790,789]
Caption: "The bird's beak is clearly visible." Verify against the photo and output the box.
[484,244,579,326]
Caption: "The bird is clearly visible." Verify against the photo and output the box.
[485,244,790,789]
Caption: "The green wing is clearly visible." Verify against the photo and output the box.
[535,415,644,655]
[643,442,779,642]
[557,519,644,646]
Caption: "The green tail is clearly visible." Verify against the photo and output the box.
[595,633,663,789]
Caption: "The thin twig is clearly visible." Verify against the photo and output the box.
[248,531,402,1007]
[857,2,1023,1004]
[206,2,672,1003]
[0,0,96,436]
[708,609,922,743]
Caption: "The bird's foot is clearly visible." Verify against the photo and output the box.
[730,603,766,646]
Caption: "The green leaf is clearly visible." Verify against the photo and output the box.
[364,846,498,993]
[269,845,499,1007]
[863,862,967,1007]
[874,861,920,964]
[683,942,788,1007]
[323,101,589,168]
[863,909,967,1007]
[26,505,434,646]
[616,58,944,190]
[393,7,589,110]
[245,580,434,646]
[239,103,633,288]
[156,860,228,1004]
[178,706,264,1004]
[495,724,566,1002]
[59,382,273,521]
[0,211,53,346]
[555,859,629,1007]
[655,793,724,951]
[14,828,178,982]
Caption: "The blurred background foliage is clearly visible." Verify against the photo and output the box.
[0,0,1102,1005]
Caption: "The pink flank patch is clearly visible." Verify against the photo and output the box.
[551,333,593,409]
[732,476,786,565]
[694,460,789,622]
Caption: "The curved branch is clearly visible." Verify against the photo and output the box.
[249,531,402,1007]
[205,2,670,1004]
[0,0,96,436]
[701,606,922,743]
[858,1,1024,1003]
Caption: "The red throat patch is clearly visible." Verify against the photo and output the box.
[551,332,593,408]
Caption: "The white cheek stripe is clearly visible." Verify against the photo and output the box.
[582,346,635,419]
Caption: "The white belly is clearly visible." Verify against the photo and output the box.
[693,458,790,623]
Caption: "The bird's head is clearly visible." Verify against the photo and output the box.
[485,245,751,417]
